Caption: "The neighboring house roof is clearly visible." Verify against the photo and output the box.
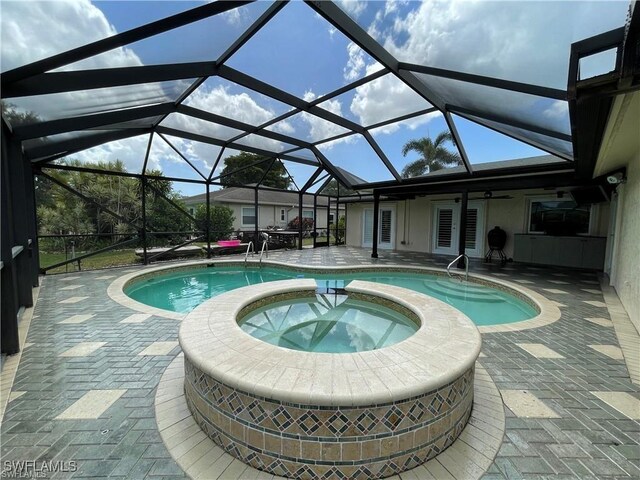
[182,187,342,208]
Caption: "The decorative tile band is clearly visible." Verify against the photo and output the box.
[184,356,474,479]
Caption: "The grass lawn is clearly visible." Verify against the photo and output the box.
[40,249,140,274]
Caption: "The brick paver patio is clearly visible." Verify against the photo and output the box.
[1,246,638,479]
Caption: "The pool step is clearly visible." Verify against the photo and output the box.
[422,281,504,303]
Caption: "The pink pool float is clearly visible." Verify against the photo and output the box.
[217,240,241,247]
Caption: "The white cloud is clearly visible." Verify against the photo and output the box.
[384,0,407,18]
[379,0,627,89]
[543,100,568,120]
[344,0,624,139]
[72,134,151,173]
[1,0,141,72]
[180,83,295,152]
[222,8,243,26]
[350,66,435,133]
[336,0,367,19]
[344,42,366,81]
[1,0,156,123]
[186,84,289,130]
[301,91,351,148]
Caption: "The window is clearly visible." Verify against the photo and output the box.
[242,207,256,226]
[189,207,194,216]
[280,209,285,222]
[528,198,591,235]
[302,210,314,219]
[329,213,334,224]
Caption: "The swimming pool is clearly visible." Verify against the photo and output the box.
[125,265,538,326]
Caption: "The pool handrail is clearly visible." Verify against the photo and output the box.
[447,254,469,282]
[259,234,269,266]
[259,241,269,266]
[244,241,254,266]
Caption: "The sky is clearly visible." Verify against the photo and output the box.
[0,0,630,196]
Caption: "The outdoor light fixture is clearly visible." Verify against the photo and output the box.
[484,191,493,199]
[606,172,626,185]
[556,190,565,199]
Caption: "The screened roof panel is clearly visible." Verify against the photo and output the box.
[318,134,394,184]
[265,111,351,143]
[461,114,574,160]
[0,2,202,72]
[160,112,244,142]
[325,73,434,128]
[147,133,205,180]
[7,80,193,126]
[278,160,320,191]
[159,134,221,178]
[226,1,379,98]
[5,0,614,192]
[56,2,271,72]
[314,90,360,124]
[369,112,463,179]
[283,148,320,164]
[415,73,571,136]
[93,1,206,31]
[184,77,294,126]
[212,148,273,183]
[23,131,106,153]
[338,1,628,89]
[232,133,298,154]
[91,116,164,130]
[48,134,151,173]
[451,114,550,165]
[305,173,332,194]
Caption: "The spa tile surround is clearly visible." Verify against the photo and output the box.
[179,280,481,478]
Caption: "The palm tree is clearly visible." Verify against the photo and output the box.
[400,131,462,178]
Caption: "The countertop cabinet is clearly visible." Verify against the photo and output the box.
[513,235,606,269]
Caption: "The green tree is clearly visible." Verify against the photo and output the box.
[194,204,235,242]
[219,152,290,189]
[400,132,462,178]
[1,101,41,127]
[36,159,192,251]
[143,169,191,245]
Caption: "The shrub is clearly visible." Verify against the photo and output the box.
[287,216,314,232]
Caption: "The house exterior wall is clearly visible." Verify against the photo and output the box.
[346,190,609,260]
[184,198,340,233]
[594,92,640,331]
[609,157,640,330]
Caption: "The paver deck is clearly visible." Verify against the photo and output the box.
[1,246,639,479]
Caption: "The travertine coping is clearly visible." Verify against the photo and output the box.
[179,279,481,406]
[111,259,560,333]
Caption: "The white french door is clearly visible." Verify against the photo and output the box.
[363,207,395,249]
[432,202,485,257]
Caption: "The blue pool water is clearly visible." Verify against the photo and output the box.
[125,266,537,326]
[239,296,419,353]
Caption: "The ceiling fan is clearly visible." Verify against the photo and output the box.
[468,191,513,200]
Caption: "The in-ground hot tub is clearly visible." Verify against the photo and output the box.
[179,279,481,479]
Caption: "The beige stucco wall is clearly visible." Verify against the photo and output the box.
[346,190,609,260]
[219,202,338,232]
[594,92,640,331]
[609,158,640,330]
